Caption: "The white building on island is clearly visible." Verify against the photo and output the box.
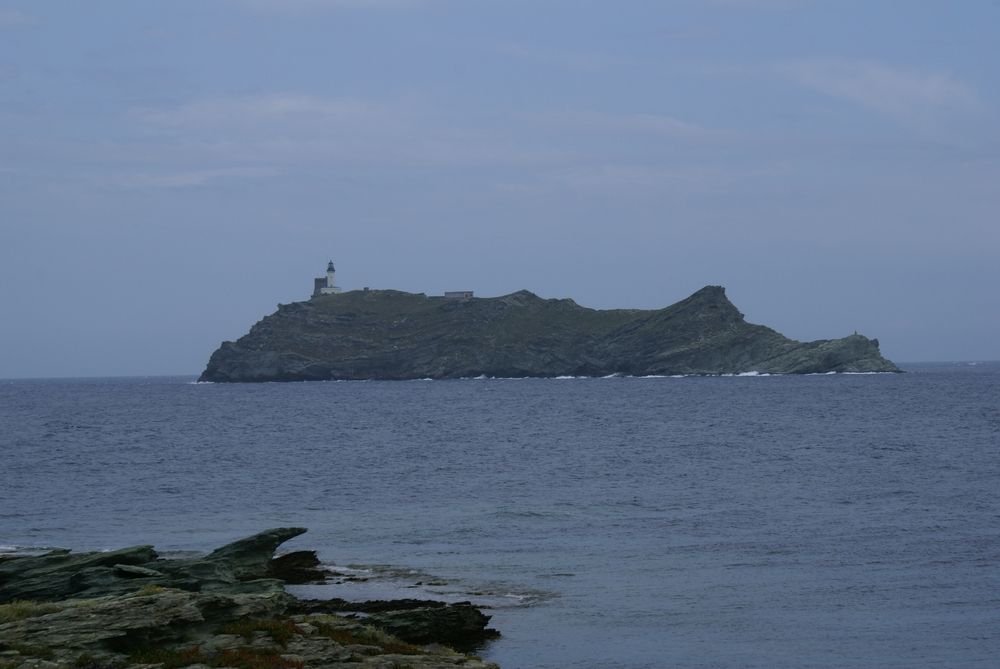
[312,260,342,296]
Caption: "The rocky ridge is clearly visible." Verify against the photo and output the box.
[0,529,499,669]
[199,286,899,382]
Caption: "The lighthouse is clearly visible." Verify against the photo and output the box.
[312,260,343,297]
[326,261,336,289]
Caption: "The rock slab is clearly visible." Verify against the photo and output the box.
[0,529,501,669]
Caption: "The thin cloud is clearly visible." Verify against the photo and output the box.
[0,9,36,28]
[115,167,280,189]
[539,162,784,196]
[137,94,386,128]
[496,43,636,72]
[781,59,979,124]
[231,0,432,12]
[134,93,565,169]
[704,0,807,8]
[533,109,727,141]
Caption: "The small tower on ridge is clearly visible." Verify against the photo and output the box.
[312,259,343,297]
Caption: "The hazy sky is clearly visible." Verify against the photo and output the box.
[1,1,998,377]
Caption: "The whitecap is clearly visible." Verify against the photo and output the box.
[323,564,374,577]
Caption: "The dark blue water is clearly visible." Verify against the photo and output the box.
[2,364,998,668]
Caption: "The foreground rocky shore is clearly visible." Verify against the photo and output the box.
[0,528,500,669]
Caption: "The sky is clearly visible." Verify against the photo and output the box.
[1,0,998,377]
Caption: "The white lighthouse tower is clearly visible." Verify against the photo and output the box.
[325,261,337,290]
[312,260,343,296]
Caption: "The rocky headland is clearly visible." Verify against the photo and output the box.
[0,528,500,669]
[199,286,899,382]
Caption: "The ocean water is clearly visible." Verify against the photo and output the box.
[1,363,998,668]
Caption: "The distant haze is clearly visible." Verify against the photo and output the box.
[1,1,998,378]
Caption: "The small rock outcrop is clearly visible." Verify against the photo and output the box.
[291,599,500,651]
[198,286,899,382]
[0,529,500,669]
[0,528,310,603]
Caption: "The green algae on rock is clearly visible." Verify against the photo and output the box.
[199,285,899,382]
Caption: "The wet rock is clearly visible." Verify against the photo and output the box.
[292,598,448,614]
[291,598,499,649]
[267,550,326,584]
[367,603,500,648]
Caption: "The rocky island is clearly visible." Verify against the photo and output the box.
[0,528,499,669]
[199,285,899,382]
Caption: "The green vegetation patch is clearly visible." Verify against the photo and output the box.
[218,618,300,646]
[128,644,303,669]
[216,647,304,669]
[0,600,61,623]
[135,584,166,596]
[313,621,424,655]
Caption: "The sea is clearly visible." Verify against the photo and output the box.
[1,362,998,668]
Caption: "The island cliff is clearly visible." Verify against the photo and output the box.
[199,286,899,382]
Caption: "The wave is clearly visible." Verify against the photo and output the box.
[840,371,894,375]
[325,564,376,578]
[803,371,896,376]
[299,560,554,609]
[346,370,899,382]
[0,544,62,556]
